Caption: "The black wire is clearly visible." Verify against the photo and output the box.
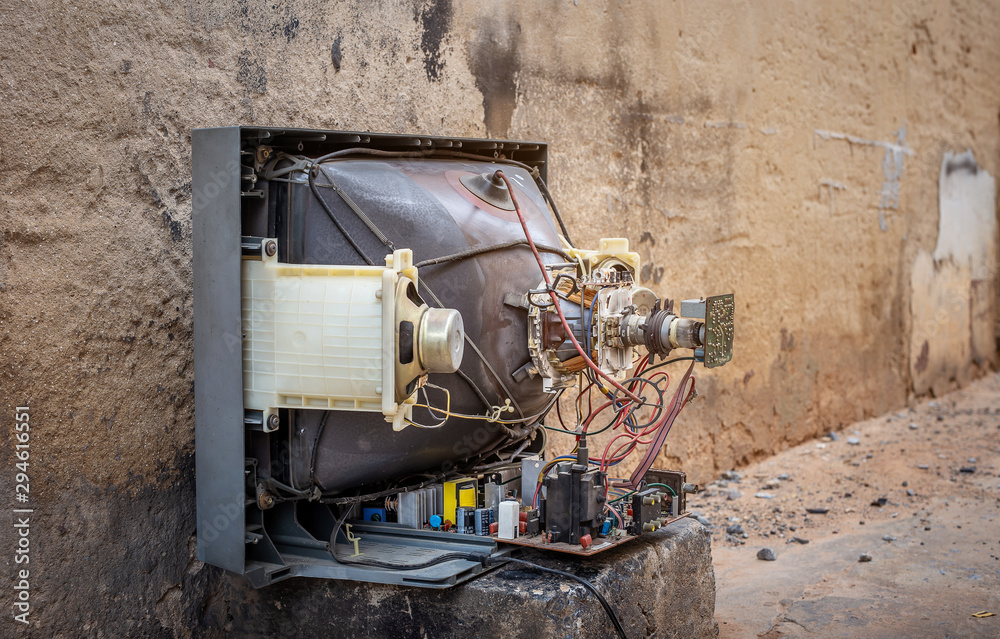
[414,239,570,269]
[555,392,572,431]
[322,474,447,505]
[264,478,313,498]
[608,376,667,431]
[641,356,698,375]
[551,272,579,297]
[334,552,482,571]
[316,168,397,251]
[327,505,354,566]
[486,556,628,639]
[531,171,574,247]
[418,278,526,421]
[311,147,575,248]
[455,368,492,411]
[308,412,330,488]
[307,166,375,265]
[323,537,629,639]
[321,455,524,505]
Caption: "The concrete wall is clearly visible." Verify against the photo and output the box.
[1,0,998,634]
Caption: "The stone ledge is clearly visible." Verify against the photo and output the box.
[226,517,717,639]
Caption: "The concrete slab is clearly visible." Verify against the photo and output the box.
[223,517,717,639]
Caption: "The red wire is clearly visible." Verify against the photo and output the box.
[496,170,696,488]
[580,399,614,433]
[599,365,694,474]
[495,171,642,405]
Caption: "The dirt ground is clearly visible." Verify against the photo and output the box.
[691,373,1000,638]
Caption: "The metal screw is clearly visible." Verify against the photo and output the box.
[266,413,280,429]
[264,240,277,256]
[258,490,275,510]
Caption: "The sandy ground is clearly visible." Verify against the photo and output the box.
[690,373,1000,638]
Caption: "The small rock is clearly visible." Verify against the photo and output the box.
[859,553,873,563]
[805,507,829,514]
[721,470,741,481]
[871,497,888,507]
[716,479,729,488]
[727,488,742,501]
[755,492,774,499]
[928,401,939,408]
[694,514,713,526]
[828,432,839,441]
[906,489,916,496]
[847,436,861,445]
[909,423,918,430]
[777,473,790,481]
[896,411,907,419]
[757,548,777,561]
[882,535,897,542]
[789,537,809,544]
[763,479,780,490]
[726,524,745,536]
[901,481,908,487]
[968,457,977,463]
[741,532,749,539]
[959,467,976,474]
[917,464,930,470]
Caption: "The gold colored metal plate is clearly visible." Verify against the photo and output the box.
[704,294,735,368]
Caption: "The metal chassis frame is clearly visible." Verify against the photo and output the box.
[193,126,545,588]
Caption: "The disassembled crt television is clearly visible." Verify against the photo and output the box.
[193,127,734,589]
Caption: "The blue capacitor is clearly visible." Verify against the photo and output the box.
[601,518,612,536]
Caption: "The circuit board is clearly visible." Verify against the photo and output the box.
[704,293,735,368]
[492,512,691,556]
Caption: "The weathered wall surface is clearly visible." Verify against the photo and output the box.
[1,0,998,635]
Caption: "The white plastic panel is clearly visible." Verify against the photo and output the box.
[242,246,415,429]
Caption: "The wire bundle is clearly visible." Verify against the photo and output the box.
[493,170,698,500]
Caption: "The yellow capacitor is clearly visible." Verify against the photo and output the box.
[443,478,477,525]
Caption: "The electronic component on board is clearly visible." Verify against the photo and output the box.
[498,501,519,540]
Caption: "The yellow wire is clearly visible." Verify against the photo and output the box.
[407,384,451,428]
[533,458,565,502]
[413,403,536,425]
